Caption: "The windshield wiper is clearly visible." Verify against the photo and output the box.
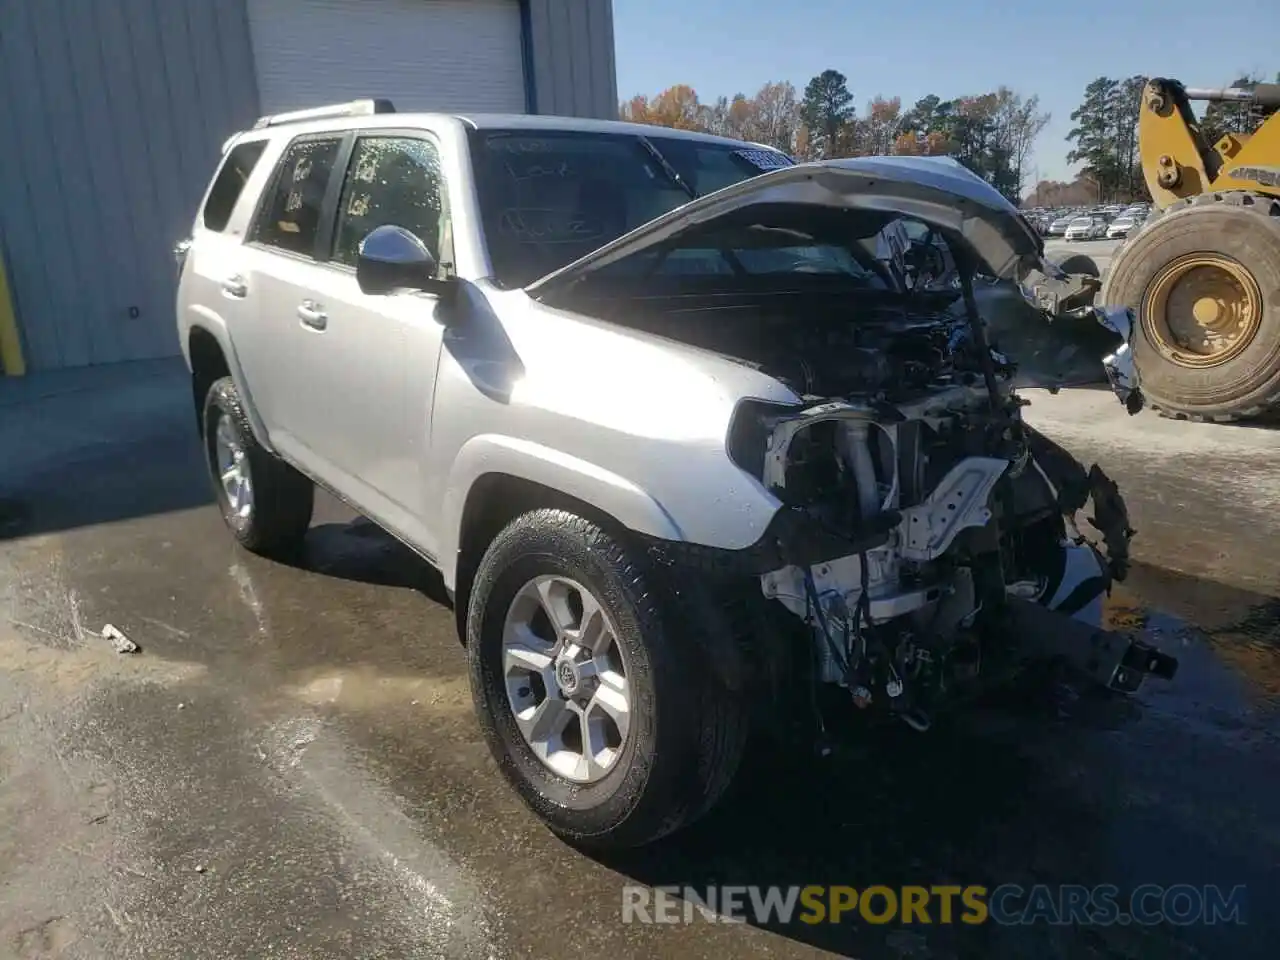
[633,136,755,275]
[637,136,697,200]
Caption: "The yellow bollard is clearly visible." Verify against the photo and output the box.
[0,241,24,376]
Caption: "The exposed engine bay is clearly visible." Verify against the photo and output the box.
[752,389,1066,729]
[585,286,1004,401]
[724,294,1172,731]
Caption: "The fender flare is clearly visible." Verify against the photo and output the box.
[184,307,275,452]
[439,434,685,590]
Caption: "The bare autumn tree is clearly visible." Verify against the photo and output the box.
[990,87,1051,198]
[649,84,704,130]
[724,93,758,140]
[619,94,653,123]
[892,131,923,155]
[701,95,736,137]
[923,131,950,155]
[752,81,800,152]
[860,96,902,156]
[618,85,705,129]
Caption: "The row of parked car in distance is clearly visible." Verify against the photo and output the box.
[1022,202,1151,242]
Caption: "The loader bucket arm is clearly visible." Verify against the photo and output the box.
[1140,78,1218,204]
[1142,78,1280,208]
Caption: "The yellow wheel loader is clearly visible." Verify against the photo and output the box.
[1074,78,1280,421]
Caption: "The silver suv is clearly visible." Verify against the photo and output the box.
[177,100,1175,848]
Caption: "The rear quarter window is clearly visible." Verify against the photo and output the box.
[202,140,267,232]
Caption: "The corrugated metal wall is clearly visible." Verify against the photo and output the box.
[248,0,529,115]
[0,0,617,371]
[526,0,618,120]
[0,0,260,370]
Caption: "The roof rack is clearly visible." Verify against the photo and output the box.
[252,98,396,129]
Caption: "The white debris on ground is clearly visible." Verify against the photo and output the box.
[101,623,139,654]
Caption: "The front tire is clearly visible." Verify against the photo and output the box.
[466,509,746,848]
[202,376,314,556]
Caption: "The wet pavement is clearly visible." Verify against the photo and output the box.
[2,361,1278,959]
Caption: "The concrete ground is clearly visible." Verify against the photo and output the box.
[1,359,1278,959]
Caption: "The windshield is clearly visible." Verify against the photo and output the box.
[467,129,793,287]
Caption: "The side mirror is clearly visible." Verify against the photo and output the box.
[356,225,454,298]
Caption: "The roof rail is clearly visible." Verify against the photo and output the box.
[252,98,396,129]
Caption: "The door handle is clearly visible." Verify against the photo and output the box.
[296,301,328,330]
[220,275,248,298]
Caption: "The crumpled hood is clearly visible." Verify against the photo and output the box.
[526,155,1046,295]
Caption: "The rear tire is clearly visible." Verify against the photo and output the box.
[202,376,314,556]
[466,508,746,849]
[1100,192,1280,421]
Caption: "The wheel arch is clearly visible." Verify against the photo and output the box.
[185,321,274,450]
[443,437,686,639]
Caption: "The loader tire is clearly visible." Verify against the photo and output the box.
[1100,191,1280,422]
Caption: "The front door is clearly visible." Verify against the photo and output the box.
[300,133,454,552]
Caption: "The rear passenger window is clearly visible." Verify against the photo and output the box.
[202,140,266,232]
[252,136,343,257]
[332,136,446,267]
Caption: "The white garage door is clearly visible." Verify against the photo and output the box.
[247,0,527,115]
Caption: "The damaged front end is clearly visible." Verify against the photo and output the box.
[533,155,1176,732]
[732,317,1173,731]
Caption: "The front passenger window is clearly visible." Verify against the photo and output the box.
[333,136,447,269]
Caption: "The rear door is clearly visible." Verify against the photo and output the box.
[235,132,350,472]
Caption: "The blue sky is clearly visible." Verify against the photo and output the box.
[613,0,1278,185]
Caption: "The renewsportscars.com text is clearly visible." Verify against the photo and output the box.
[622,884,1247,927]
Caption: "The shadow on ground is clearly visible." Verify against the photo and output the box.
[0,359,213,541]
[299,518,452,608]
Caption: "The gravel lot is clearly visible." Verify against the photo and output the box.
[1044,236,1125,275]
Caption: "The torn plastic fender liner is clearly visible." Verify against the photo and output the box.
[1023,425,1134,582]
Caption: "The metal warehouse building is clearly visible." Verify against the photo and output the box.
[0,0,617,374]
